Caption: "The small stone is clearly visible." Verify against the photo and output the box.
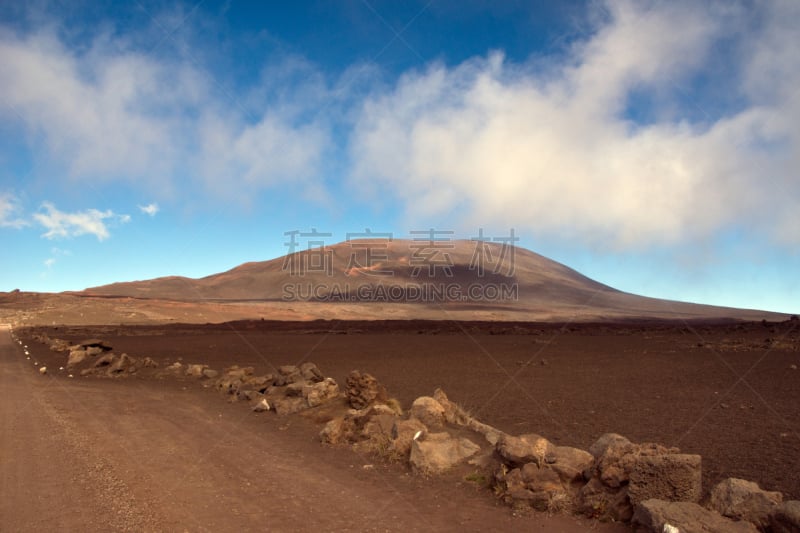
[252,398,271,412]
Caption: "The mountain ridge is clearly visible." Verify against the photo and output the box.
[76,239,787,322]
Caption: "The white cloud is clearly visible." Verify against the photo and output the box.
[349,0,800,248]
[0,192,28,228]
[43,257,55,268]
[138,203,159,216]
[33,202,130,241]
[0,23,330,204]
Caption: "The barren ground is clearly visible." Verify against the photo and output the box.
[3,318,799,531]
[1,323,627,532]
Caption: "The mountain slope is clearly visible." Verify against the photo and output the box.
[80,239,782,321]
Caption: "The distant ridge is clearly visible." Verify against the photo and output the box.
[78,240,786,322]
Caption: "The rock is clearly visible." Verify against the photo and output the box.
[272,396,308,416]
[769,500,800,533]
[306,378,340,407]
[577,436,686,522]
[589,433,632,459]
[592,439,678,489]
[299,362,324,382]
[391,418,428,457]
[48,338,70,352]
[202,368,218,379]
[546,445,594,485]
[243,374,272,390]
[627,454,702,505]
[109,354,135,374]
[707,478,782,529]
[409,396,446,428]
[285,381,308,397]
[278,365,299,376]
[252,398,271,412]
[409,432,481,474]
[632,499,759,533]
[86,346,104,357]
[576,476,633,522]
[236,389,259,402]
[185,364,208,378]
[79,339,112,350]
[223,365,254,379]
[345,370,388,409]
[520,463,570,512]
[320,417,344,444]
[166,362,183,372]
[496,467,531,502]
[360,412,399,456]
[496,433,552,467]
[39,366,47,375]
[273,371,303,386]
[432,388,468,425]
[140,357,159,368]
[67,349,88,368]
[94,353,115,368]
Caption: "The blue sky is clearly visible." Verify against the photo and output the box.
[1,0,798,314]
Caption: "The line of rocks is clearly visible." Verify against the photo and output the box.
[27,333,800,532]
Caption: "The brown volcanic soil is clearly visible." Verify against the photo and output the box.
[20,318,800,504]
[2,324,623,533]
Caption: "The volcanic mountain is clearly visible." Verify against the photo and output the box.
[79,239,784,322]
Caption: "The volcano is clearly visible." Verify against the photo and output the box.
[78,239,784,322]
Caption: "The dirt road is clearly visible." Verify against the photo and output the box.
[0,325,626,532]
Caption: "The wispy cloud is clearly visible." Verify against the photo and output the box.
[33,202,130,241]
[0,192,28,228]
[0,21,331,205]
[42,247,71,270]
[138,203,159,216]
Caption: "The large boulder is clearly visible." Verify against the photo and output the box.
[707,478,783,530]
[306,378,340,407]
[769,500,800,533]
[345,371,388,409]
[627,454,702,505]
[409,432,481,474]
[496,433,552,467]
[409,396,446,428]
[578,434,692,522]
[632,499,758,533]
